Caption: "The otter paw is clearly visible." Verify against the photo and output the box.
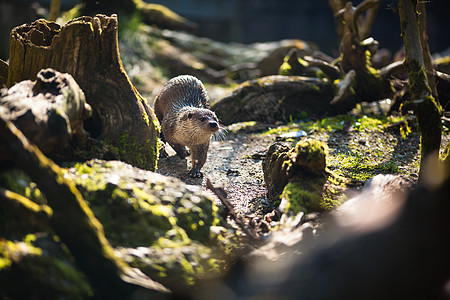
[189,168,203,178]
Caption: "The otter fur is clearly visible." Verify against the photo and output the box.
[154,75,223,177]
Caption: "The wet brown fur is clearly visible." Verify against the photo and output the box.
[154,75,220,177]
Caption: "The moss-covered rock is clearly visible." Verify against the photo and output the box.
[0,159,236,293]
[263,139,347,215]
[64,159,235,290]
[0,234,91,299]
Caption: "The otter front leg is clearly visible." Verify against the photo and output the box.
[188,143,209,178]
[170,143,190,159]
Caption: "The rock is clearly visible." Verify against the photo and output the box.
[0,159,236,295]
[65,159,234,291]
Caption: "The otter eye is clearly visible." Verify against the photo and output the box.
[200,117,207,122]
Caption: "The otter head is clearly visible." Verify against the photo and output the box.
[175,107,222,146]
[186,109,219,133]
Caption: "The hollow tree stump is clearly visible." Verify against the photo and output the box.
[0,68,91,162]
[7,14,160,171]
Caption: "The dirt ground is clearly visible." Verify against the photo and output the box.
[156,117,450,218]
[156,128,272,216]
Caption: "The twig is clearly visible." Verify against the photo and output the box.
[206,178,259,244]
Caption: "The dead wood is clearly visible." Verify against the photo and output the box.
[330,0,393,102]
[7,14,160,170]
[212,75,338,125]
[0,68,91,162]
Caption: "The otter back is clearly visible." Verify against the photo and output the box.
[154,75,210,122]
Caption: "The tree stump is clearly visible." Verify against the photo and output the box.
[0,68,91,162]
[7,14,160,171]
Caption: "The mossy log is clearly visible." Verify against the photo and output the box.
[0,69,91,162]
[398,0,442,178]
[212,75,338,125]
[7,14,160,170]
[0,118,169,298]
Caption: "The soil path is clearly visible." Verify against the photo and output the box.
[156,130,273,215]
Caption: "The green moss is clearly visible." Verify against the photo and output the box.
[263,114,407,136]
[332,152,399,182]
[0,170,45,205]
[119,11,144,34]
[291,139,328,175]
[66,159,233,288]
[108,131,160,171]
[280,171,345,215]
[142,112,150,126]
[279,61,292,75]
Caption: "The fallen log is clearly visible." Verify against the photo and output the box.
[212,75,338,125]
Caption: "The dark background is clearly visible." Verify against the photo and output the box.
[1,0,450,60]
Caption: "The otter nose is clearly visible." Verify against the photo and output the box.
[209,122,218,129]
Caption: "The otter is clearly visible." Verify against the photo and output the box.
[154,75,224,178]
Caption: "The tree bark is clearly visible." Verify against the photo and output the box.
[7,15,160,171]
[0,68,91,161]
[0,118,170,299]
[417,2,437,97]
[398,0,442,179]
